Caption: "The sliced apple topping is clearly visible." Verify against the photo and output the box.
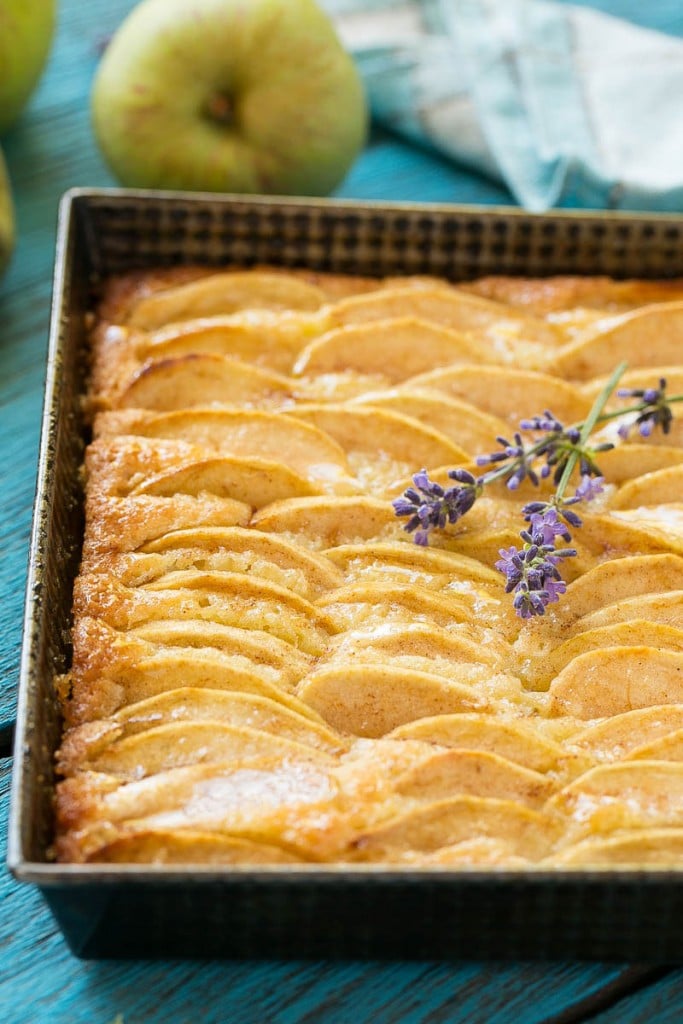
[293,317,482,381]
[548,647,683,718]
[407,364,590,426]
[117,353,294,410]
[57,265,683,867]
[126,271,329,330]
[551,302,683,380]
[298,663,489,738]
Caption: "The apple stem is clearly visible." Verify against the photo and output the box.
[206,93,234,126]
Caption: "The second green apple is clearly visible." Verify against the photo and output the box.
[92,0,368,196]
[0,0,55,275]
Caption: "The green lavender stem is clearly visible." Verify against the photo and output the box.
[554,361,627,502]
[593,392,683,425]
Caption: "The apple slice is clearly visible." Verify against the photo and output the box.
[56,759,339,859]
[349,796,556,861]
[117,353,294,410]
[610,465,683,510]
[349,388,511,457]
[71,614,309,687]
[567,590,683,636]
[407,365,589,425]
[86,830,302,865]
[298,663,487,737]
[132,455,320,507]
[628,728,683,761]
[590,444,683,483]
[327,622,500,667]
[81,493,252,562]
[91,313,312,400]
[139,308,321,371]
[285,403,470,471]
[575,511,683,562]
[560,553,683,621]
[317,580,495,631]
[461,274,683,314]
[251,495,398,547]
[104,525,346,597]
[72,720,335,780]
[142,567,334,623]
[395,749,555,806]
[324,540,503,588]
[73,571,333,654]
[570,705,683,761]
[71,631,289,696]
[316,559,495,600]
[548,647,683,718]
[126,271,328,329]
[67,651,305,726]
[545,829,683,867]
[548,761,683,831]
[128,619,313,682]
[86,436,329,514]
[326,284,560,347]
[543,621,683,682]
[59,707,338,779]
[397,839,530,867]
[293,317,483,381]
[388,714,566,773]
[108,688,341,747]
[91,546,336,599]
[551,301,683,380]
[95,408,352,486]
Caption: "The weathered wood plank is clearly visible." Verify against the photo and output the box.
[583,972,683,1023]
[2,1,683,1020]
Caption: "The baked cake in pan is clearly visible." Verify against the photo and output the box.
[54,266,683,868]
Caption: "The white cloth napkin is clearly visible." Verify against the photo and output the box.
[325,0,683,211]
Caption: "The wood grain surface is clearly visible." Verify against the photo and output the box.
[1,1,682,1021]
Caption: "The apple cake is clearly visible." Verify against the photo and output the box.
[54,265,683,868]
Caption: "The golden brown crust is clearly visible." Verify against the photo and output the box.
[460,274,683,313]
[56,265,683,866]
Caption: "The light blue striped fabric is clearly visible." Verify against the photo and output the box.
[325,0,683,211]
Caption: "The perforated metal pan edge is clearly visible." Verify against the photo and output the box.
[9,188,683,960]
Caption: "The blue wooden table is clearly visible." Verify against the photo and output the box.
[2,2,682,1021]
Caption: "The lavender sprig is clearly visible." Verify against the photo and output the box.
[495,480,601,618]
[392,468,481,546]
[616,378,673,439]
[495,506,577,619]
[495,363,627,617]
[391,361,681,616]
[475,412,611,490]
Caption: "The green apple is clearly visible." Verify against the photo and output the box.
[0,146,15,274]
[91,0,367,196]
[0,0,56,135]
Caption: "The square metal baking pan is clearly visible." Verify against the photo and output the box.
[8,188,683,960]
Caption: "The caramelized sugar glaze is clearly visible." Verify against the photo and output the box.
[54,267,683,867]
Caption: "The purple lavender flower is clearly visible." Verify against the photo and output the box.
[496,505,576,618]
[617,378,672,439]
[574,474,604,503]
[393,468,481,546]
[519,410,565,433]
[522,498,581,531]
[520,476,603,541]
[524,507,572,545]
[476,433,538,489]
